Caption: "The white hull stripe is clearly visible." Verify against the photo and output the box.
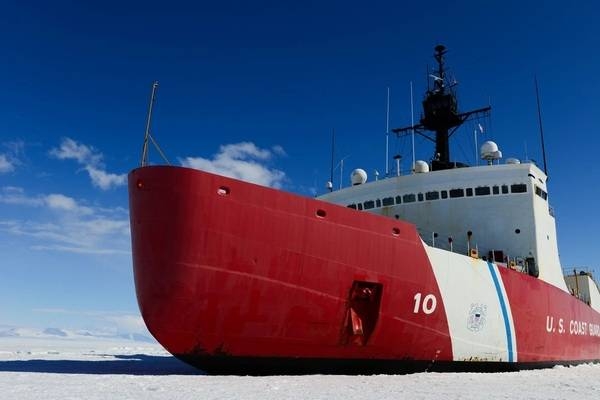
[486,262,515,362]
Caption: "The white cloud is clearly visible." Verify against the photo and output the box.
[0,140,25,173]
[0,186,44,206]
[180,142,286,188]
[50,138,125,190]
[0,187,129,255]
[45,194,77,210]
[49,137,101,165]
[45,193,94,215]
[1,188,93,215]
[271,145,287,157]
[0,154,14,173]
[30,245,130,255]
[3,186,23,194]
[85,166,127,190]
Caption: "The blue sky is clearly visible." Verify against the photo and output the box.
[1,1,599,334]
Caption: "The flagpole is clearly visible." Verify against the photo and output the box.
[385,87,390,177]
[410,81,415,172]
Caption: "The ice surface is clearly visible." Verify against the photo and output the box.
[1,335,599,399]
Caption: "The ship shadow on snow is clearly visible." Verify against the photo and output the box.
[0,354,204,375]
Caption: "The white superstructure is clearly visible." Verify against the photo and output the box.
[318,160,567,291]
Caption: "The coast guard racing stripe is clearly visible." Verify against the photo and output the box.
[487,261,517,362]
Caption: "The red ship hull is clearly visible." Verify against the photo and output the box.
[129,166,600,374]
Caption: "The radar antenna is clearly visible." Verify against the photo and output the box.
[392,45,491,171]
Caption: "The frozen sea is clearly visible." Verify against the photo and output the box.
[1,334,599,399]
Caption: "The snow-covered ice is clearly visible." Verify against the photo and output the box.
[1,334,599,399]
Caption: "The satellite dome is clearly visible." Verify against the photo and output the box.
[414,160,430,173]
[480,141,498,156]
[480,141,502,163]
[351,169,367,185]
[506,158,521,165]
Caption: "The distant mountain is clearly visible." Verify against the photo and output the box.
[117,333,156,343]
[0,326,155,343]
[0,328,19,337]
[43,328,68,337]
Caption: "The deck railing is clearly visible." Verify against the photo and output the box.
[418,227,529,273]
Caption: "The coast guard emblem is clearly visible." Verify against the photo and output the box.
[467,304,487,332]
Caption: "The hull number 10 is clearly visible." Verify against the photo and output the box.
[413,293,437,314]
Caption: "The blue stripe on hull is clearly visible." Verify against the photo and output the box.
[487,262,514,362]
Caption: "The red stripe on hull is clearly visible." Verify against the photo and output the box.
[129,166,452,367]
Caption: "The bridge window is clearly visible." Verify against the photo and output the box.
[376,199,381,208]
[466,188,473,197]
[425,191,439,200]
[403,193,416,203]
[535,186,548,200]
[395,195,402,205]
[502,185,509,194]
[492,185,500,195]
[364,200,375,209]
[441,190,448,199]
[449,188,464,198]
[417,193,424,202]
[347,204,357,209]
[357,203,363,210]
[511,184,527,193]
[475,186,490,196]
[382,197,394,206]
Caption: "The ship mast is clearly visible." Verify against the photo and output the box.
[393,45,491,171]
[141,81,159,167]
[139,81,171,167]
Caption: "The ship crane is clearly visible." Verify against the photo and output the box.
[393,45,491,171]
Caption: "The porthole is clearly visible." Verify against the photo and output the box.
[316,209,327,218]
[217,186,230,196]
[392,227,400,236]
[515,229,521,234]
